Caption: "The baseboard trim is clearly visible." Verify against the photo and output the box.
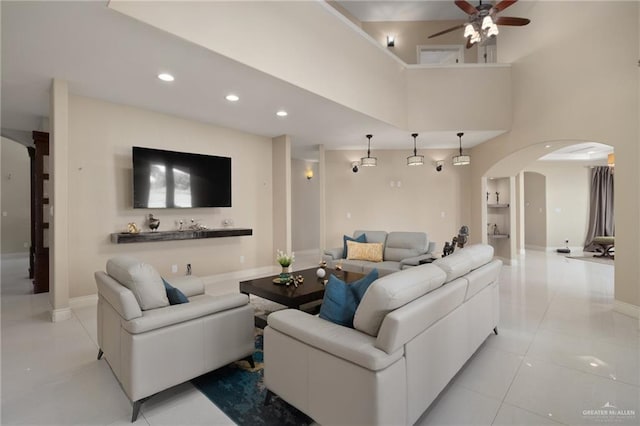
[50,307,73,322]
[524,245,546,251]
[613,300,640,319]
[70,294,98,309]
[292,248,321,257]
[202,266,276,285]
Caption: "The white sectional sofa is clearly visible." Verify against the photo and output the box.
[322,230,437,276]
[264,244,501,425]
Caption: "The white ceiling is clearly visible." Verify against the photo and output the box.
[1,0,502,157]
[336,0,467,22]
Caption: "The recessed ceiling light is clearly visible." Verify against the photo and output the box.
[225,94,239,102]
[157,73,174,82]
[276,110,288,117]
[545,144,552,148]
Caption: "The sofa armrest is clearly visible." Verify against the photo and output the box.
[163,275,204,297]
[95,271,142,320]
[400,253,436,268]
[323,247,343,261]
[267,309,403,371]
[123,293,249,334]
[427,241,436,253]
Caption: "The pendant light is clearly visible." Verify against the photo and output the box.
[407,133,424,166]
[361,134,377,167]
[452,132,470,166]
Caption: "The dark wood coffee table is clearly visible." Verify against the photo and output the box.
[239,267,364,327]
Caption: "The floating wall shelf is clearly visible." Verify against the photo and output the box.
[111,228,253,244]
[487,204,510,208]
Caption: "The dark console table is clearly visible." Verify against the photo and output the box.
[111,228,252,244]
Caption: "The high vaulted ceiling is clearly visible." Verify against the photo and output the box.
[336,0,467,22]
[1,0,503,154]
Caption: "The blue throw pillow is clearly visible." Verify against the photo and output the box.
[319,269,378,328]
[343,233,367,258]
[351,269,379,303]
[162,278,189,305]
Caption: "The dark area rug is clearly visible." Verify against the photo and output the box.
[191,332,313,426]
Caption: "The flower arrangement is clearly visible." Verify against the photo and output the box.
[276,250,295,267]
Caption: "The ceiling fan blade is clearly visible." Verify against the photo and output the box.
[428,24,465,39]
[493,0,518,13]
[454,0,478,15]
[495,16,531,26]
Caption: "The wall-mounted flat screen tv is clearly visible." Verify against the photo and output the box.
[132,146,231,208]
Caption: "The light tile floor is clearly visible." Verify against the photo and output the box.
[2,251,638,425]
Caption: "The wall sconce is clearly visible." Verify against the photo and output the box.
[351,161,360,173]
[386,35,395,47]
[305,169,314,180]
[435,161,444,172]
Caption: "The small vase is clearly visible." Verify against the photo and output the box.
[279,265,291,283]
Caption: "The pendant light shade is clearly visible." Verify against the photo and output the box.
[452,132,470,166]
[361,134,377,167]
[407,133,424,166]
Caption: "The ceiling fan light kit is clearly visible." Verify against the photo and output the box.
[428,0,530,48]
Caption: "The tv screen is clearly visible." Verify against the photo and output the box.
[132,147,231,208]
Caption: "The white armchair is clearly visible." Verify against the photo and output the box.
[95,256,254,421]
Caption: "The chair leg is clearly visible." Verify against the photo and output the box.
[264,389,274,406]
[493,326,498,335]
[97,349,103,360]
[244,355,255,369]
[131,400,143,422]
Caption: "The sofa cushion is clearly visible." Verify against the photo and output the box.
[106,256,169,311]
[319,270,379,327]
[433,250,473,283]
[464,259,502,301]
[339,259,370,274]
[343,233,366,258]
[461,244,495,270]
[363,261,401,276]
[353,264,447,336]
[347,241,384,262]
[122,293,249,334]
[162,278,189,305]
[354,230,387,245]
[384,232,428,262]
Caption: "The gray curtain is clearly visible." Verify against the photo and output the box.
[584,166,614,251]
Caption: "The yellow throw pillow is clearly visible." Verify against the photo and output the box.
[346,241,383,262]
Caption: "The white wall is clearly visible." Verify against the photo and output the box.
[525,162,590,250]
[523,171,546,249]
[66,95,274,298]
[324,149,470,251]
[469,1,638,308]
[1,138,30,254]
[291,158,319,252]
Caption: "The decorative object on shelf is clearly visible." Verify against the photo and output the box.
[147,214,160,231]
[361,134,377,167]
[407,133,424,166]
[319,260,327,268]
[456,225,470,248]
[177,219,184,231]
[452,132,470,166]
[486,192,489,202]
[126,223,140,234]
[316,268,326,279]
[495,192,500,204]
[493,224,499,235]
[442,241,454,257]
[276,250,295,283]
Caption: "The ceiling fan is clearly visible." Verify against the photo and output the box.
[428,0,530,48]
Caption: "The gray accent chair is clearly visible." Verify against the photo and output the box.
[322,230,437,276]
[95,256,255,422]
